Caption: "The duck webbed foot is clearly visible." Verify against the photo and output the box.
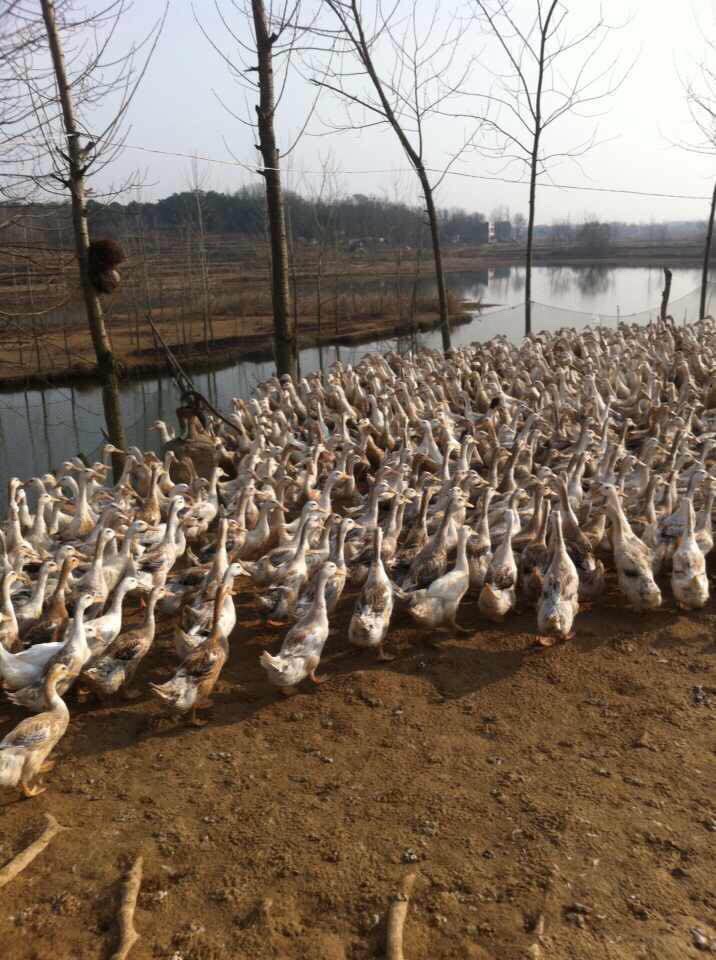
[21,781,46,798]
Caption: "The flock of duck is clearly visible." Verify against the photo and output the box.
[1,316,715,799]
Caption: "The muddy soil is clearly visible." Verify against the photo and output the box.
[0,571,714,960]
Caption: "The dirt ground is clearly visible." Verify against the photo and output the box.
[0,567,715,960]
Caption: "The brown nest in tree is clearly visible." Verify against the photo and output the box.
[88,238,126,294]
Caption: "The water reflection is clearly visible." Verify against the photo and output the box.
[575,266,612,298]
[0,264,706,504]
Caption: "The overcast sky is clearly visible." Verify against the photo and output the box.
[86,0,715,223]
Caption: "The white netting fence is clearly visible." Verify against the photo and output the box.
[456,282,716,347]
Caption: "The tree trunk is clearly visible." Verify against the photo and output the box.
[316,250,324,373]
[251,0,297,381]
[40,0,126,471]
[525,150,538,337]
[524,0,558,339]
[701,178,716,319]
[421,175,451,352]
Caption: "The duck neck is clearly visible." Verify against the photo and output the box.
[606,489,630,539]
[394,499,409,540]
[316,521,332,554]
[44,673,69,715]
[76,471,90,515]
[109,580,132,616]
[163,503,180,546]
[207,466,220,501]
[209,585,230,647]
[119,527,139,562]
[552,511,567,559]
[49,560,72,615]
[698,489,714,529]
[8,505,23,547]
[385,494,401,536]
[236,486,253,527]
[371,528,386,580]
[144,592,160,634]
[310,569,331,622]
[91,534,109,571]
[32,564,52,605]
[455,531,469,574]
[536,501,550,547]
[70,599,91,653]
[2,575,15,620]
[318,474,337,512]
[334,523,350,568]
[31,499,47,541]
[295,518,314,561]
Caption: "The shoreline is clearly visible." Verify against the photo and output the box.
[0,308,477,393]
[1,240,710,391]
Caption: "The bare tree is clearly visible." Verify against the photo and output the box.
[187,159,215,358]
[464,1,630,335]
[301,152,343,372]
[7,0,165,465]
[311,0,480,353]
[681,32,716,319]
[197,0,321,380]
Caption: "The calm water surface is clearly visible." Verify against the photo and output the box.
[0,264,710,501]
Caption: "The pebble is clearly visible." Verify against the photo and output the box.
[402,848,420,863]
[704,818,716,833]
[691,927,714,952]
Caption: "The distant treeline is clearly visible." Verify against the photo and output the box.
[2,186,708,254]
[0,186,477,249]
[97,186,490,246]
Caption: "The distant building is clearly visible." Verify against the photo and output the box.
[474,220,489,244]
[494,220,512,242]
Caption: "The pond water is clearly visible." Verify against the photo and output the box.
[0,263,711,503]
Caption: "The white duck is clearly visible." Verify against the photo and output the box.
[403,525,471,633]
[84,575,144,657]
[671,501,709,611]
[348,527,395,661]
[0,662,72,798]
[478,510,518,622]
[7,592,99,712]
[536,510,580,645]
[260,561,336,695]
[604,485,661,611]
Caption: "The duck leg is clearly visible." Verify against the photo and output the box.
[188,706,208,727]
[376,645,395,662]
[308,668,327,685]
[39,760,56,773]
[450,615,472,635]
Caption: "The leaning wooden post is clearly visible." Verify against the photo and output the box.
[660,267,672,321]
